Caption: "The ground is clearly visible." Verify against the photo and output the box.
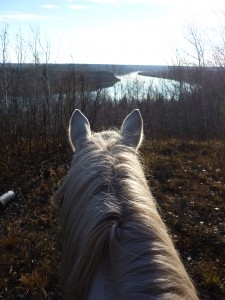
[0,139,224,299]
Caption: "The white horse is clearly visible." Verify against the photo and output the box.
[52,109,198,300]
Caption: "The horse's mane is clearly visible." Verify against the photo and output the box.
[52,110,198,300]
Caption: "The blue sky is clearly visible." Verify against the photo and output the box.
[0,0,224,65]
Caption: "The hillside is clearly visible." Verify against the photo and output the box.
[0,139,224,299]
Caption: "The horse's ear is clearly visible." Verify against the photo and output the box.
[121,109,143,149]
[69,109,91,151]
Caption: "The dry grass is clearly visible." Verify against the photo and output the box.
[0,139,224,299]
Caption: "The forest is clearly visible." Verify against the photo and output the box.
[0,24,225,299]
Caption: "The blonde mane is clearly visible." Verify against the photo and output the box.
[52,109,198,300]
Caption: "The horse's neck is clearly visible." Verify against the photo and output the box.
[88,264,106,300]
[88,260,114,300]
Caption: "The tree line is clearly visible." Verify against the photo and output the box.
[0,23,225,155]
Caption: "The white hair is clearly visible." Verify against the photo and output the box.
[52,109,198,300]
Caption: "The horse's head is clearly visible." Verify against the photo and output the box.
[51,109,199,300]
[69,108,143,152]
[51,109,143,209]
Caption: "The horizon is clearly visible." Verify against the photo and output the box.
[1,0,225,65]
[3,61,168,67]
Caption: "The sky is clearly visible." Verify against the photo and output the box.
[0,0,225,65]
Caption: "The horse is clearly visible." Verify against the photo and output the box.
[51,109,199,300]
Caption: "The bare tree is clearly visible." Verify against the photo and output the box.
[0,24,10,104]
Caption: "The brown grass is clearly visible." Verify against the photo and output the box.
[0,139,224,299]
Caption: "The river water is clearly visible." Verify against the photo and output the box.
[105,72,192,100]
